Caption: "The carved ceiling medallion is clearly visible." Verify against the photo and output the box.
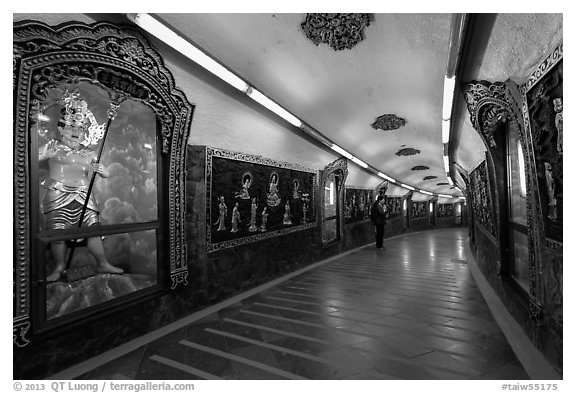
[372,114,406,131]
[395,148,420,156]
[301,13,371,51]
[411,165,429,171]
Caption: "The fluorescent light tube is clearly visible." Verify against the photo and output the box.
[127,13,250,93]
[442,120,451,144]
[330,144,354,159]
[246,87,302,127]
[442,76,456,120]
[400,183,415,191]
[443,155,450,172]
[351,157,368,168]
[377,172,394,181]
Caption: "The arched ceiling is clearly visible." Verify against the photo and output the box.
[150,13,561,198]
[156,13,461,196]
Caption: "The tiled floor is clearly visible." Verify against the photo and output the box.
[77,228,529,380]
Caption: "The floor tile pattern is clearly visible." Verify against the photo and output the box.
[79,228,529,380]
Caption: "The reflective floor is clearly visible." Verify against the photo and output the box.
[77,228,529,380]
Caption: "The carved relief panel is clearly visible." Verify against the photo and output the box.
[521,46,563,243]
[205,147,318,252]
[410,201,427,219]
[469,161,496,238]
[437,204,455,218]
[344,187,373,223]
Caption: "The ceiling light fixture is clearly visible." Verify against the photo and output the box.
[351,157,369,169]
[127,13,459,199]
[377,172,394,182]
[126,13,250,93]
[246,87,302,127]
[330,144,354,160]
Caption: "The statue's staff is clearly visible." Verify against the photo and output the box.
[65,96,125,273]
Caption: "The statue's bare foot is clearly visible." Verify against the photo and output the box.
[46,270,63,282]
[97,263,124,275]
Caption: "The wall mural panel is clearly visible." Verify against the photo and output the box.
[386,197,403,220]
[522,56,563,243]
[469,161,496,237]
[411,201,427,219]
[437,203,455,218]
[206,147,318,252]
[344,187,373,223]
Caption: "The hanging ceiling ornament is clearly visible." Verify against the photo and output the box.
[371,114,406,131]
[411,165,429,171]
[395,147,420,156]
[301,13,371,51]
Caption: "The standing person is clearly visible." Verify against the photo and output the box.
[371,194,387,250]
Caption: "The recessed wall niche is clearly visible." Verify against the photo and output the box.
[13,20,194,345]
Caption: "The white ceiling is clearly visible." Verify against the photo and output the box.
[153,13,561,198]
[158,13,460,196]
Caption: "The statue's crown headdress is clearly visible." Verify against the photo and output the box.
[59,90,106,146]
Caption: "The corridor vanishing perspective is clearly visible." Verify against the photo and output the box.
[72,229,528,380]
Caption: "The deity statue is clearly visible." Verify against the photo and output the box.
[283,200,292,225]
[267,172,281,207]
[544,162,557,220]
[235,173,252,199]
[215,195,228,231]
[553,97,563,153]
[260,207,269,232]
[292,179,300,199]
[248,197,258,232]
[38,91,123,282]
[231,202,241,233]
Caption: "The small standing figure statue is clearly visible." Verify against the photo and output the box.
[231,202,241,233]
[260,207,269,232]
[248,197,258,232]
[302,193,310,223]
[215,195,228,231]
[283,200,292,225]
[553,97,563,154]
[544,162,557,220]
